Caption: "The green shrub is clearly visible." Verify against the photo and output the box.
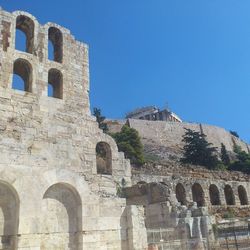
[215,163,228,171]
[181,128,218,169]
[111,125,145,166]
[223,208,235,219]
[144,152,161,163]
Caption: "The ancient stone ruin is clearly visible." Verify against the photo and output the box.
[126,106,182,123]
[0,9,147,250]
[0,8,250,250]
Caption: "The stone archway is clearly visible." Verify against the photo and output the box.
[224,185,235,205]
[176,183,186,205]
[192,183,205,207]
[48,26,63,63]
[96,142,112,175]
[41,183,82,250]
[0,182,19,250]
[209,184,221,205]
[238,185,248,205]
[12,58,33,92]
[15,15,34,53]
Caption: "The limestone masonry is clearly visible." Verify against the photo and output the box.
[107,119,250,163]
[1,8,250,250]
[0,9,146,250]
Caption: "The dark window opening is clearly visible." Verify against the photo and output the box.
[192,183,205,207]
[48,27,63,63]
[48,68,63,99]
[96,142,112,175]
[209,184,221,205]
[224,185,235,205]
[238,185,248,205]
[176,183,186,205]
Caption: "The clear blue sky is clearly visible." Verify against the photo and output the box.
[1,0,250,142]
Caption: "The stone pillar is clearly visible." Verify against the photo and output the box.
[185,183,193,204]
[203,187,210,207]
[192,217,202,238]
[126,205,148,250]
[232,183,241,206]
[219,186,226,205]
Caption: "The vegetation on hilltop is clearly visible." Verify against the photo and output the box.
[221,143,230,166]
[228,146,250,174]
[93,108,250,173]
[181,128,219,169]
[230,130,239,138]
[181,128,250,174]
[111,125,145,166]
[93,108,144,166]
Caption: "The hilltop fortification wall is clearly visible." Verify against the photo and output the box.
[107,119,250,162]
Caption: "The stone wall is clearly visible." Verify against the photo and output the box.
[107,119,250,162]
[126,165,250,249]
[0,9,147,250]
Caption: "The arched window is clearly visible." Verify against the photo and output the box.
[15,15,34,53]
[48,27,63,63]
[48,68,63,99]
[176,183,186,205]
[209,184,221,205]
[96,142,112,175]
[12,58,32,92]
[192,183,205,207]
[224,185,235,205]
[238,185,248,205]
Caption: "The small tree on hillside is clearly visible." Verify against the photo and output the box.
[233,143,242,154]
[181,128,218,169]
[229,147,250,174]
[93,107,108,133]
[221,143,230,166]
[230,130,239,138]
[111,125,145,166]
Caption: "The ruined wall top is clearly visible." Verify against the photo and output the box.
[0,9,133,184]
[0,8,90,115]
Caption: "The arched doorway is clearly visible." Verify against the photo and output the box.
[192,183,205,207]
[41,183,82,250]
[209,184,221,205]
[0,182,19,250]
[224,185,235,205]
[176,183,186,205]
[238,185,248,205]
